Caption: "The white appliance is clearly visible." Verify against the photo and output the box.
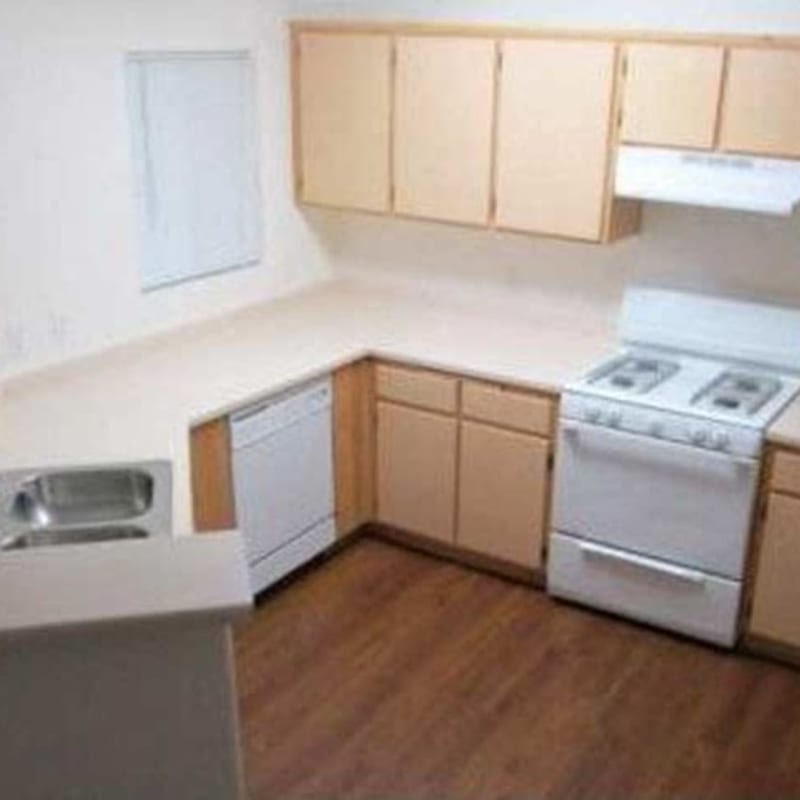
[616,145,800,216]
[548,288,800,647]
[231,377,335,596]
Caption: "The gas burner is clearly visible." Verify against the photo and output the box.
[693,372,782,418]
[589,356,679,396]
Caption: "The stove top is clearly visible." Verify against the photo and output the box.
[574,347,800,430]
[589,356,679,395]
[692,371,782,418]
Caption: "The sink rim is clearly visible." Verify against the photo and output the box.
[0,460,173,543]
[9,468,156,527]
[0,524,152,552]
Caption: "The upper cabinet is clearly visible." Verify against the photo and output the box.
[719,48,800,158]
[394,36,496,225]
[291,22,800,241]
[294,32,392,212]
[621,43,725,149]
[494,39,618,241]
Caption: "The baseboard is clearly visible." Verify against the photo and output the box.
[742,633,800,670]
[368,523,546,589]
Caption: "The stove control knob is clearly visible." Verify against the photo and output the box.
[607,410,622,428]
[691,428,709,446]
[712,431,730,451]
[586,406,602,424]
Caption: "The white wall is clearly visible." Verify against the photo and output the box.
[292,0,800,319]
[6,1,800,381]
[0,0,331,381]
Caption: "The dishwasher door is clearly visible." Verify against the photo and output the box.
[231,379,334,593]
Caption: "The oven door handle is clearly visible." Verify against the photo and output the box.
[578,541,707,585]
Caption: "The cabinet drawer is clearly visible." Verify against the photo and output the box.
[462,380,554,436]
[771,449,800,496]
[375,363,458,413]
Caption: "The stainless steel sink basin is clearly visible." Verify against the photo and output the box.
[10,469,154,526]
[0,460,172,551]
[0,525,150,551]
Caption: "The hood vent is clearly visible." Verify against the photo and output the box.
[615,145,800,216]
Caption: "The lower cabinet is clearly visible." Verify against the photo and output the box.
[376,400,458,543]
[457,420,549,569]
[749,492,800,647]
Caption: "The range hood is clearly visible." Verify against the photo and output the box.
[615,145,800,216]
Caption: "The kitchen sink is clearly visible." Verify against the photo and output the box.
[0,461,172,551]
[1,525,150,551]
[10,469,154,526]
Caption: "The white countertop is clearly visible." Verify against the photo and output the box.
[4,276,800,636]
[0,278,618,535]
[3,276,799,538]
[0,530,251,638]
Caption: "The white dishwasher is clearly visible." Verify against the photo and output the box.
[231,377,335,596]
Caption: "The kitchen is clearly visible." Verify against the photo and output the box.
[4,0,800,798]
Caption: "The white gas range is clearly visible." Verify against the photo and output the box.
[548,288,800,647]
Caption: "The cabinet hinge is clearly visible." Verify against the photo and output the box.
[547,452,555,472]
[489,193,498,219]
[390,41,398,71]
[496,48,503,73]
[389,183,396,208]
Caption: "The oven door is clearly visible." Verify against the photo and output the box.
[552,420,759,579]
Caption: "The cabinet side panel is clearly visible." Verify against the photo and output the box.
[333,361,376,537]
[190,418,236,533]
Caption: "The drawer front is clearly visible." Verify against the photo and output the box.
[462,380,554,436]
[548,532,741,647]
[771,448,800,496]
[376,363,458,413]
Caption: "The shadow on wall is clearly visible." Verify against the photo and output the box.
[308,203,800,315]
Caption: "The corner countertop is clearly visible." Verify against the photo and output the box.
[0,530,251,639]
[2,277,798,537]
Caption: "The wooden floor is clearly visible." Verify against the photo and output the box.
[234,538,800,800]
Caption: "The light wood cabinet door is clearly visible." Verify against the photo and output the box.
[457,421,548,569]
[394,36,496,225]
[494,39,617,241]
[750,493,800,646]
[296,32,392,211]
[622,43,725,149]
[377,401,457,543]
[720,48,800,157]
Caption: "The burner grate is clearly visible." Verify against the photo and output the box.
[589,356,680,396]
[693,372,782,417]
